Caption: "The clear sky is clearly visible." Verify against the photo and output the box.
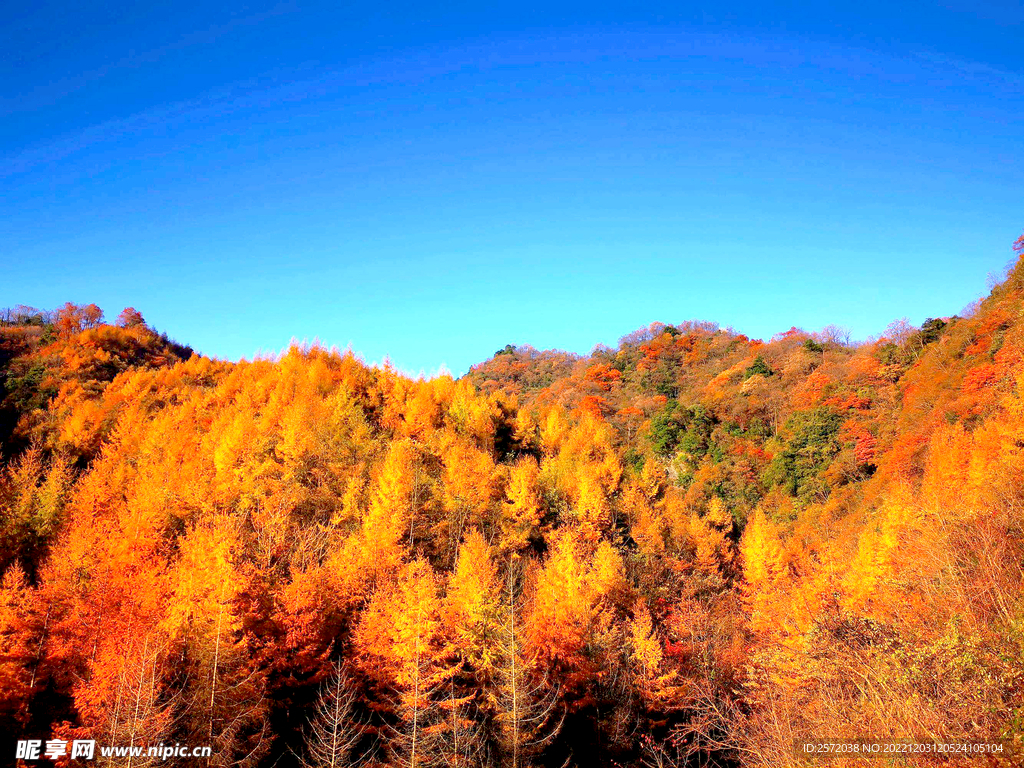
[2,1,1021,375]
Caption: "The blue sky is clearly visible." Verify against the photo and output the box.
[2,2,1021,375]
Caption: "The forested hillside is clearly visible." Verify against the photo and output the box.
[2,237,1023,767]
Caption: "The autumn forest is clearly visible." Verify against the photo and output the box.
[2,236,1024,767]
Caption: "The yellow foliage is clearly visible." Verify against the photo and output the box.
[501,456,543,553]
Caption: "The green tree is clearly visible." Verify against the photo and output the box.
[744,355,773,379]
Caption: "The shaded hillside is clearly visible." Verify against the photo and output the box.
[0,304,193,457]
